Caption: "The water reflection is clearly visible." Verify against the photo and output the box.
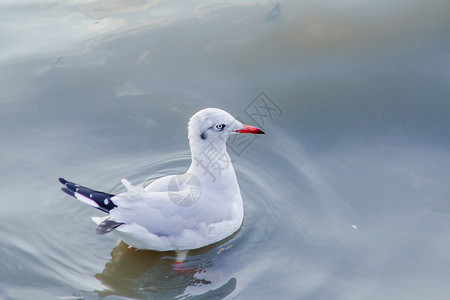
[96,234,239,299]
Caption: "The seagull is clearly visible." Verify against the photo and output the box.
[59,108,265,251]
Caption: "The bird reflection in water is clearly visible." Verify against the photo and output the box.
[95,233,239,299]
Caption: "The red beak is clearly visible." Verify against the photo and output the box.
[234,124,265,134]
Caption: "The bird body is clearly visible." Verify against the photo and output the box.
[60,108,264,251]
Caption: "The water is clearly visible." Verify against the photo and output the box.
[1,0,449,299]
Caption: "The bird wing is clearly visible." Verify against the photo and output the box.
[109,179,205,237]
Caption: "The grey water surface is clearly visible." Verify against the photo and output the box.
[0,0,449,299]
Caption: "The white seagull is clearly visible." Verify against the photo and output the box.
[59,108,265,251]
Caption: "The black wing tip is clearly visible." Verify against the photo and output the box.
[58,177,117,213]
[61,187,75,197]
[58,177,79,194]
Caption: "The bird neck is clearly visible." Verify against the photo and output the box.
[187,138,237,186]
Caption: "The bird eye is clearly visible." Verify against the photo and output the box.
[215,124,225,130]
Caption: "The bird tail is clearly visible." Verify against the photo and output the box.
[59,178,117,213]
